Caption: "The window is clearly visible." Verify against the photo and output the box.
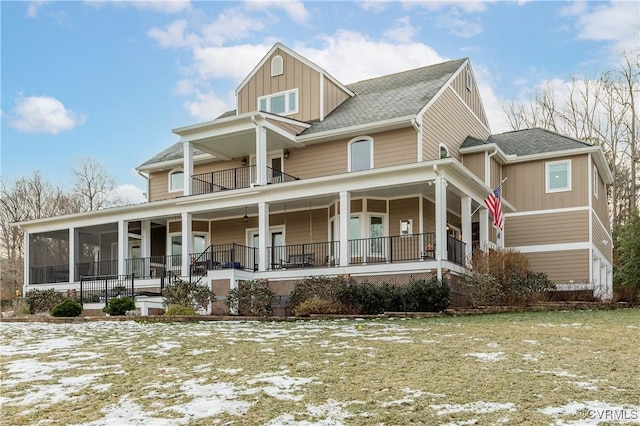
[594,167,599,198]
[169,169,184,192]
[466,69,472,91]
[546,160,571,193]
[271,55,283,76]
[349,137,373,172]
[257,89,298,115]
[439,144,449,159]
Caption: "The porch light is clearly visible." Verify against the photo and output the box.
[284,149,290,159]
[241,157,247,167]
[243,207,249,223]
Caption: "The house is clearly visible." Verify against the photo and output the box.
[16,43,613,314]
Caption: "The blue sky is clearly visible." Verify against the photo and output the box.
[1,0,638,204]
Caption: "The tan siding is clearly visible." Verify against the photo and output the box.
[389,198,419,235]
[423,198,436,233]
[166,220,209,234]
[149,170,173,201]
[592,211,612,262]
[375,127,418,167]
[324,78,350,117]
[351,199,363,213]
[282,209,328,245]
[450,64,489,128]
[422,87,490,161]
[368,199,387,213]
[490,157,501,189]
[524,250,589,282]
[592,164,610,233]
[505,210,589,247]
[266,119,307,135]
[211,218,254,245]
[503,155,589,211]
[462,152,485,182]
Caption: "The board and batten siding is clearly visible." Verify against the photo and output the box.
[502,154,589,211]
[422,87,490,161]
[505,210,589,247]
[592,211,612,262]
[524,250,589,283]
[450,63,489,129]
[490,157,502,189]
[237,48,322,122]
[591,163,610,234]
[324,77,351,118]
[462,152,485,183]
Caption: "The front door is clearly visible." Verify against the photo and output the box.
[248,229,284,269]
[128,240,143,278]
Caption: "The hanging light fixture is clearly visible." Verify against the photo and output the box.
[284,149,290,159]
[241,157,247,167]
[243,207,249,223]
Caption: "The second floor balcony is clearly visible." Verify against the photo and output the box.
[191,165,299,195]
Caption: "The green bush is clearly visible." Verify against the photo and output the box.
[227,280,275,316]
[289,276,348,307]
[161,279,214,311]
[293,298,342,317]
[51,299,82,317]
[460,270,555,307]
[164,305,198,316]
[26,288,65,314]
[103,297,136,316]
[404,278,451,312]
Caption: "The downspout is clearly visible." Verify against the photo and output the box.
[486,147,498,186]
[411,118,422,162]
[136,170,150,202]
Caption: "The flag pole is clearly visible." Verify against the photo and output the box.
[471,177,508,216]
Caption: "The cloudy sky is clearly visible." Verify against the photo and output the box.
[1,0,637,204]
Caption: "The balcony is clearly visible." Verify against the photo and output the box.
[191,166,299,195]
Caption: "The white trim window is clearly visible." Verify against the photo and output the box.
[168,169,184,192]
[271,55,283,76]
[546,160,571,193]
[593,167,599,198]
[466,69,472,91]
[439,143,449,159]
[257,88,298,115]
[348,136,373,172]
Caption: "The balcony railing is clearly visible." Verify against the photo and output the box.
[76,260,118,279]
[349,233,436,265]
[267,241,339,270]
[191,166,298,195]
[124,254,182,283]
[79,274,134,306]
[30,264,69,284]
[208,243,257,272]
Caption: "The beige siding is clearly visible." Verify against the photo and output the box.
[281,209,329,245]
[503,155,589,211]
[462,152,485,182]
[266,119,307,135]
[450,63,489,128]
[505,210,589,247]
[524,250,589,283]
[368,199,387,213]
[423,198,436,233]
[422,87,490,161]
[490,157,501,189]
[389,198,419,235]
[324,77,351,117]
[592,211,612,262]
[592,163,610,233]
[237,48,322,122]
[351,199,363,213]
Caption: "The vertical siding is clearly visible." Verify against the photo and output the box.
[462,152,485,182]
[505,210,589,247]
[422,87,490,161]
[490,157,501,189]
[503,155,589,211]
[450,63,489,128]
[524,250,589,282]
[324,77,351,117]
[592,163,610,234]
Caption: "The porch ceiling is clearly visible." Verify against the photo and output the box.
[192,128,299,160]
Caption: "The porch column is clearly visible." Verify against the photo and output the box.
[23,231,30,294]
[258,202,269,271]
[461,197,472,264]
[117,220,128,276]
[69,227,76,283]
[141,220,151,277]
[479,208,489,252]
[181,212,193,278]
[255,125,268,186]
[435,176,447,279]
[339,191,350,267]
[418,196,425,257]
[183,141,193,196]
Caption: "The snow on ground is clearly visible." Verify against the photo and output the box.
[463,352,506,362]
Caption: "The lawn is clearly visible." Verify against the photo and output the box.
[1,309,639,425]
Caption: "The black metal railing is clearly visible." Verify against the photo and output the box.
[189,245,214,285]
[348,232,436,265]
[447,235,466,266]
[208,243,257,272]
[30,264,69,284]
[76,260,118,279]
[191,166,299,195]
[124,254,182,287]
[79,274,134,306]
[267,241,339,270]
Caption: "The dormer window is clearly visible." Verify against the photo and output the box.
[258,89,298,115]
[466,69,472,91]
[168,169,184,192]
[271,55,283,76]
[439,144,449,159]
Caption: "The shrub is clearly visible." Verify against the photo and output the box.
[51,299,82,317]
[227,280,275,316]
[12,298,31,316]
[103,297,136,316]
[26,288,65,314]
[161,279,214,311]
[289,276,348,307]
[164,305,198,316]
[404,278,451,312]
[293,298,342,317]
[459,274,503,307]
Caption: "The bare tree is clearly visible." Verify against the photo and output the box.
[70,157,120,211]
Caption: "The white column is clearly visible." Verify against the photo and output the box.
[339,191,350,267]
[69,228,76,283]
[435,176,448,264]
[117,220,128,276]
[461,197,472,264]
[479,208,489,252]
[183,141,193,196]
[141,220,151,277]
[258,202,269,271]
[256,125,268,186]
[181,212,193,278]
[23,231,30,294]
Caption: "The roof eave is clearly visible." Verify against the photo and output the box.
[298,115,415,144]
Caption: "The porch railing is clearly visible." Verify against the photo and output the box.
[191,166,299,195]
[348,232,435,265]
[124,254,182,286]
[79,274,134,306]
[30,264,69,284]
[209,243,257,272]
[76,260,118,279]
[267,241,339,270]
[447,236,466,266]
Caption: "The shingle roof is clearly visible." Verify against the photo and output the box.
[302,58,466,135]
[461,128,594,156]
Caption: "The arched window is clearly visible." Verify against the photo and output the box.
[348,137,373,172]
[439,144,449,159]
[168,169,184,192]
[271,55,283,76]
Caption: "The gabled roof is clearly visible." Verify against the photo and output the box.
[461,128,593,156]
[301,58,467,135]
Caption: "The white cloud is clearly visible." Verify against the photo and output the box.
[183,91,236,122]
[111,184,146,205]
[436,11,483,38]
[358,1,391,12]
[7,95,86,134]
[86,0,191,14]
[200,10,267,47]
[383,16,418,43]
[148,19,195,48]
[191,43,271,81]
[26,0,49,17]
[243,0,310,24]
[558,0,588,16]
[573,1,638,46]
[402,1,493,13]
[472,65,511,133]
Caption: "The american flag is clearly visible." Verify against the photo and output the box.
[485,184,504,230]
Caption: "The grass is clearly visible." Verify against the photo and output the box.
[1,309,639,425]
